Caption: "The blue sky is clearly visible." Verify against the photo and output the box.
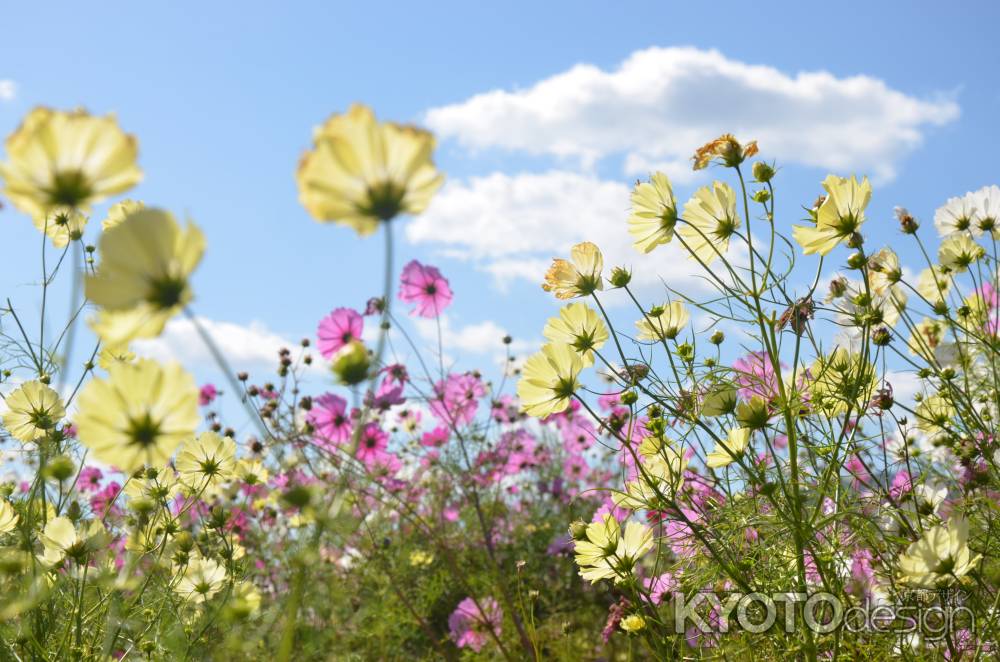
[2,1,999,395]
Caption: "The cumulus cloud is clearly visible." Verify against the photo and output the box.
[426,47,958,182]
[134,317,313,374]
[412,314,540,363]
[407,170,744,295]
[0,80,15,102]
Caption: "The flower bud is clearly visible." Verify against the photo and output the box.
[751,189,771,204]
[871,326,892,346]
[709,330,725,345]
[752,161,776,183]
[609,266,632,288]
[846,252,866,269]
[895,207,919,234]
[332,341,371,386]
[620,390,638,406]
[44,455,76,483]
[568,520,589,541]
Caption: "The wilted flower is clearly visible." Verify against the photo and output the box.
[542,242,603,299]
[692,134,758,170]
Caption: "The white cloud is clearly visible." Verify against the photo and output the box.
[407,170,744,295]
[426,47,958,182]
[134,317,312,374]
[413,315,539,360]
[0,80,15,101]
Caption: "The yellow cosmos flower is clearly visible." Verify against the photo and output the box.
[898,518,981,589]
[706,427,751,469]
[296,104,443,236]
[808,348,877,417]
[678,181,740,264]
[692,134,758,170]
[867,247,902,296]
[542,242,604,299]
[32,207,88,248]
[175,432,237,489]
[542,303,608,366]
[574,516,653,584]
[97,344,136,370]
[636,301,690,341]
[101,198,145,231]
[938,234,985,272]
[615,445,687,510]
[0,107,141,219]
[517,342,584,417]
[620,614,647,633]
[236,459,270,486]
[915,394,955,434]
[916,266,952,304]
[123,470,181,514]
[627,172,677,253]
[74,359,199,472]
[2,380,65,442]
[908,318,944,359]
[174,555,226,603]
[793,175,871,256]
[85,208,205,345]
[0,501,19,534]
[39,516,107,566]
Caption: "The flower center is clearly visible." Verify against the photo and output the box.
[148,276,187,310]
[126,412,161,448]
[362,180,406,221]
[46,170,92,208]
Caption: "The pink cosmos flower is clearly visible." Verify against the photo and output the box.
[90,482,122,518]
[356,423,388,466]
[308,393,353,447]
[398,260,453,318]
[78,466,104,493]
[563,455,588,482]
[198,383,218,406]
[732,351,782,401]
[430,373,486,426]
[420,426,449,448]
[317,307,363,359]
[448,597,502,652]
[643,572,677,605]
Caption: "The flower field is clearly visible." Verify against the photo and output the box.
[1,101,1000,661]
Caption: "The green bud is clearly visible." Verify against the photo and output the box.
[675,342,694,362]
[332,341,370,386]
[620,390,638,406]
[871,326,892,346]
[608,267,632,288]
[44,455,76,483]
[752,189,771,204]
[568,520,589,541]
[752,161,776,183]
[709,330,725,345]
[846,252,866,269]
